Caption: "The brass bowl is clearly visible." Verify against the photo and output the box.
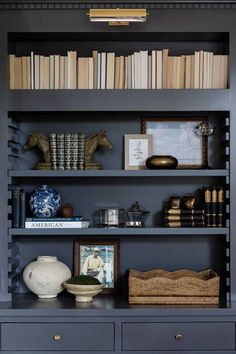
[146,155,178,169]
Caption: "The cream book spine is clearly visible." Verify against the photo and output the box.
[127,55,132,89]
[21,57,28,90]
[34,55,40,90]
[119,55,125,89]
[131,54,135,89]
[84,58,89,89]
[97,53,101,89]
[106,52,115,89]
[30,51,34,89]
[180,55,185,89]
[101,52,106,89]
[124,56,128,89]
[194,51,200,89]
[199,50,204,89]
[93,50,98,89]
[185,55,191,89]
[49,55,54,89]
[151,50,156,89]
[39,55,44,90]
[162,49,169,89]
[148,55,151,89]
[26,56,31,89]
[59,56,65,89]
[68,51,77,89]
[140,50,148,89]
[115,56,120,89]
[54,55,60,90]
[88,57,94,89]
[156,50,163,89]
[64,56,68,89]
[78,58,85,89]
[208,52,213,89]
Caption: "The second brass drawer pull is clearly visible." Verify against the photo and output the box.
[53,335,61,341]
[175,334,183,341]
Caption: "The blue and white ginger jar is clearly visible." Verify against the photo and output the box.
[30,185,61,217]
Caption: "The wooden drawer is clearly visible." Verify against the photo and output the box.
[122,322,235,351]
[1,322,115,351]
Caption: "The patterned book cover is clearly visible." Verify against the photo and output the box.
[78,133,85,170]
[71,133,78,170]
[64,133,71,170]
[56,133,65,170]
[49,133,57,170]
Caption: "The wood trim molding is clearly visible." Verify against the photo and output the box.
[0,1,236,10]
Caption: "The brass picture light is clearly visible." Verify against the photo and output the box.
[88,9,148,26]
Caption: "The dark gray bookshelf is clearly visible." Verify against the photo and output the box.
[9,227,229,236]
[8,90,230,111]
[8,169,230,177]
[0,2,235,353]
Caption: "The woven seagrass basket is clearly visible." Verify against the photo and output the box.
[128,268,219,305]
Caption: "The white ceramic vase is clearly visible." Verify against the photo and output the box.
[23,256,71,299]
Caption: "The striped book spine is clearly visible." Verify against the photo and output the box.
[50,133,57,170]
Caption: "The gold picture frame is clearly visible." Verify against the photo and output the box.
[124,134,153,170]
[141,117,208,169]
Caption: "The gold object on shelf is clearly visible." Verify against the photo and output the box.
[175,334,183,341]
[85,130,112,170]
[169,196,181,209]
[53,335,61,341]
[146,155,178,169]
[88,9,148,26]
[183,195,197,209]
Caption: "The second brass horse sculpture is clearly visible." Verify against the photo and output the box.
[85,129,113,170]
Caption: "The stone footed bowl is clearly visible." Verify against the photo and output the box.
[63,282,103,302]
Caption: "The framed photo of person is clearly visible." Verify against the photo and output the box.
[74,240,120,294]
[141,117,208,169]
[124,134,153,170]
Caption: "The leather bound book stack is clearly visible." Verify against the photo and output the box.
[12,188,26,228]
[164,194,204,228]
[204,186,225,227]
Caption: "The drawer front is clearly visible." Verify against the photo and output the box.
[2,322,114,351]
[122,322,235,351]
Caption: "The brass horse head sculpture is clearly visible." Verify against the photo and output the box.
[85,129,112,169]
[24,132,51,169]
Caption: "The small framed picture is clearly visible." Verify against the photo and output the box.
[74,240,120,294]
[124,134,153,170]
[141,118,208,169]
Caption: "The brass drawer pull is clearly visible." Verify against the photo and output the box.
[53,335,61,341]
[175,334,183,341]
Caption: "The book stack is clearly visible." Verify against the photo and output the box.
[50,132,85,170]
[12,188,26,228]
[204,186,225,227]
[9,49,229,90]
[164,208,205,228]
[25,217,90,229]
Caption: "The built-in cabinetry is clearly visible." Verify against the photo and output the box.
[0,1,236,352]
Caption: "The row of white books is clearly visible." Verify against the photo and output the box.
[9,50,229,90]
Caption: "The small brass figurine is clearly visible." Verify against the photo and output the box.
[169,196,181,209]
[24,132,51,170]
[85,130,112,170]
[183,195,197,209]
